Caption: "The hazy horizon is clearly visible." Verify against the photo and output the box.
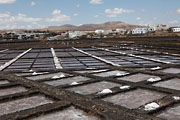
[0,0,180,30]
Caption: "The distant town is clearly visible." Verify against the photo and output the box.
[0,23,180,41]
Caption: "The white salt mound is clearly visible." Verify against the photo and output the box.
[144,102,160,111]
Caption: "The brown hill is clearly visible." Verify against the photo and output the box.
[47,24,77,31]
[45,21,144,31]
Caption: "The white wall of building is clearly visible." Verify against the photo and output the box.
[95,30,104,34]
[68,31,86,39]
[95,29,113,35]
[132,27,157,35]
[132,28,148,34]
[172,28,180,32]
[116,28,126,32]
[103,30,113,35]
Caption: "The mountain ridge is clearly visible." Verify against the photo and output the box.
[44,21,145,31]
[1,21,145,32]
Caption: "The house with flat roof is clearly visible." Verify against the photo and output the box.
[169,27,180,33]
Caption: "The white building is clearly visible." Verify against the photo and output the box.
[61,32,68,37]
[95,30,104,34]
[116,28,126,32]
[116,28,126,34]
[95,29,113,35]
[132,28,148,34]
[147,27,156,31]
[104,30,113,35]
[171,27,180,32]
[68,31,86,39]
[132,27,156,35]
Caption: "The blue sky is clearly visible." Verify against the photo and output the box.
[0,0,180,29]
